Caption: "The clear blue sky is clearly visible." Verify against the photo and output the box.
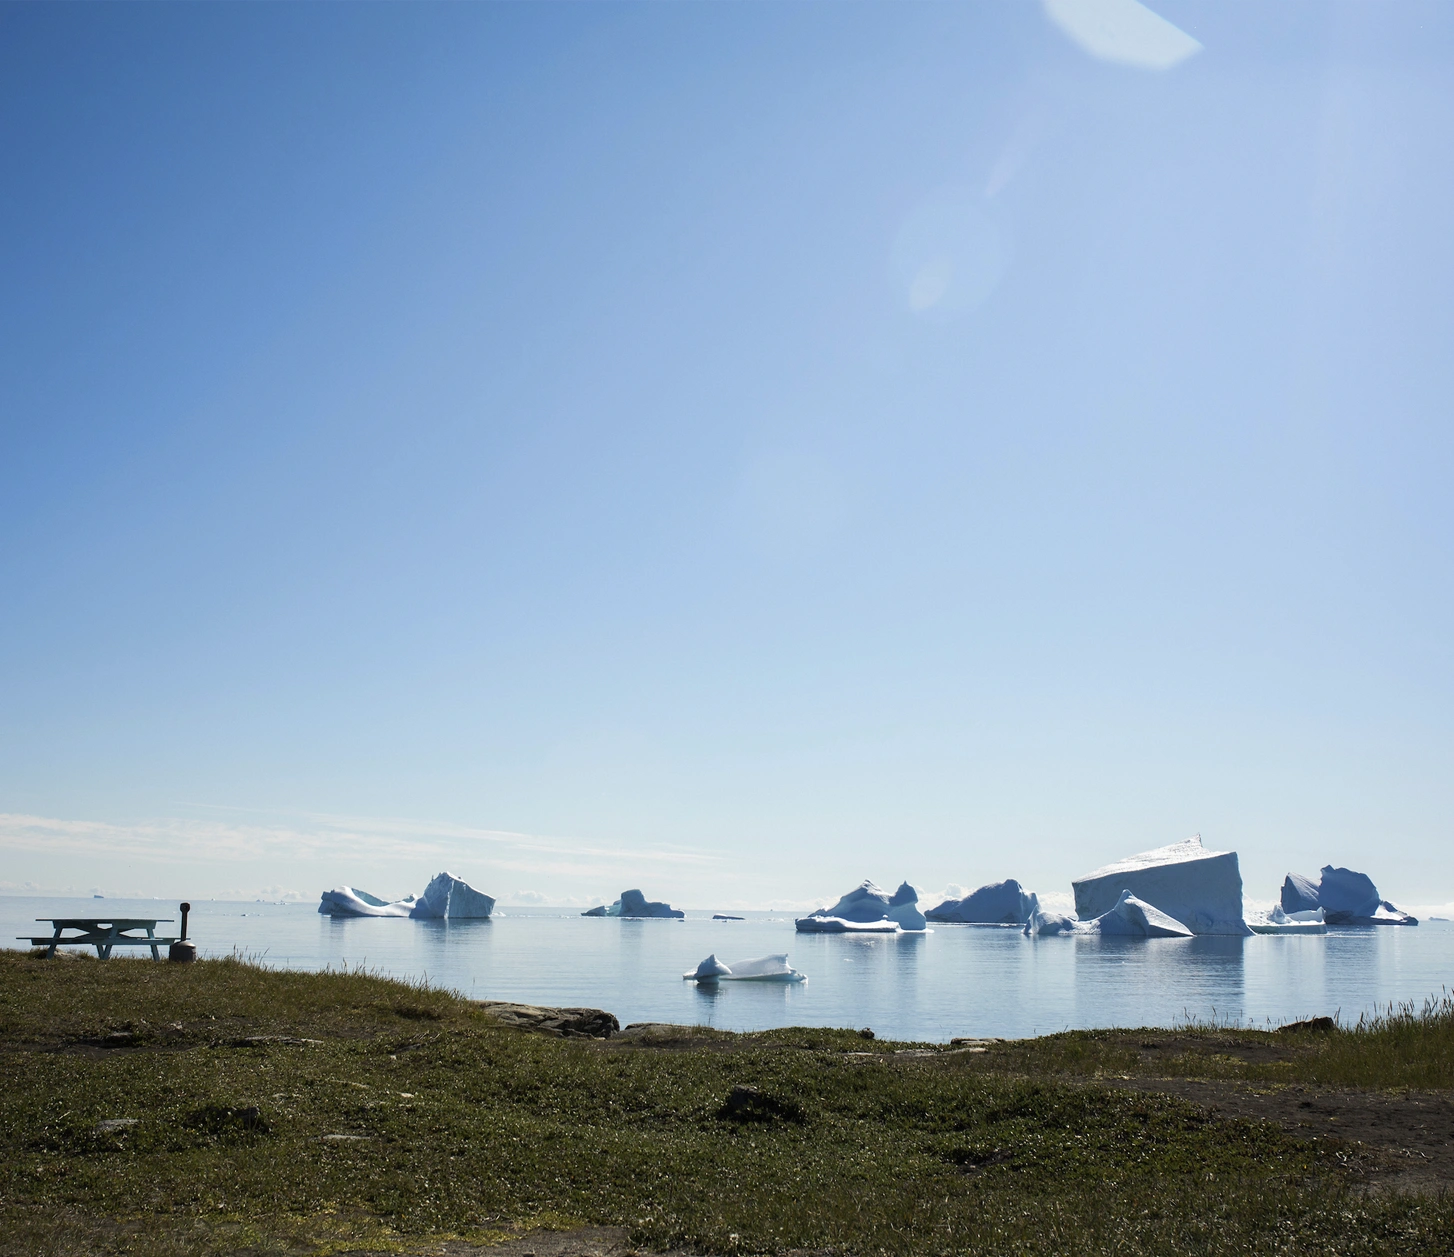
[2,2,1451,911]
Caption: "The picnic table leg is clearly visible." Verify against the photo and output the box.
[147,925,159,961]
[47,925,60,960]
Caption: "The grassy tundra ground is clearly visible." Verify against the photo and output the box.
[1,951,1452,1256]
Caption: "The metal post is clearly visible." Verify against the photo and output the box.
[168,902,197,964]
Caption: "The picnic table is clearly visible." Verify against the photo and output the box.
[22,918,178,960]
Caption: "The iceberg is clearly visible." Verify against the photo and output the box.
[318,887,417,917]
[581,900,621,917]
[794,916,902,933]
[582,889,684,919]
[683,953,807,983]
[1249,904,1327,935]
[1025,890,1193,938]
[1280,866,1417,926]
[926,879,1036,925]
[796,880,927,933]
[408,871,495,919]
[1072,835,1252,936]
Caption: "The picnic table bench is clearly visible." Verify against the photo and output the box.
[21,918,178,960]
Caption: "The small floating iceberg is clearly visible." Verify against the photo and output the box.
[1281,866,1417,926]
[318,887,418,917]
[794,916,902,934]
[1025,890,1193,938]
[1249,905,1327,935]
[927,879,1036,925]
[684,953,807,983]
[796,879,926,933]
[582,889,684,919]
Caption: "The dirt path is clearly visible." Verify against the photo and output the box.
[1106,1076,1454,1192]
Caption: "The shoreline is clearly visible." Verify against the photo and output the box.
[3,950,1454,1255]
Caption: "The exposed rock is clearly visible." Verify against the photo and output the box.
[719,1084,805,1123]
[479,1001,619,1039]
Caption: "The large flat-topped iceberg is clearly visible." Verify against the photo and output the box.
[409,871,495,920]
[797,880,927,932]
[1281,866,1417,926]
[683,953,807,983]
[1072,835,1251,936]
[927,879,1035,925]
[318,887,417,917]
[1026,890,1193,938]
[582,889,684,919]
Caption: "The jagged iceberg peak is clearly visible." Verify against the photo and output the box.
[684,953,806,983]
[927,879,1036,925]
[583,889,684,919]
[1073,834,1252,936]
[317,887,417,917]
[800,879,926,931]
[1280,865,1417,926]
[1025,890,1193,939]
[409,871,495,920]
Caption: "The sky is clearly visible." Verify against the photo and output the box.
[2,1,1452,913]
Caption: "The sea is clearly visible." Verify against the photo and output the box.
[5,896,1451,1043]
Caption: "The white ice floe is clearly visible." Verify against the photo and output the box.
[408,871,495,920]
[926,879,1036,925]
[1025,890,1193,938]
[683,953,807,983]
[794,916,902,934]
[1249,905,1327,935]
[797,880,926,933]
[317,887,418,917]
[1280,866,1417,926]
[582,889,684,919]
[1072,835,1252,936]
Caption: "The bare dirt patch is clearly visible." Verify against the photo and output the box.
[351,1227,641,1257]
[1106,1076,1454,1192]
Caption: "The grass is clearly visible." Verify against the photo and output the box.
[1,950,1452,1256]
[951,992,1454,1092]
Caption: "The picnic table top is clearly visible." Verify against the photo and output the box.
[35,918,173,930]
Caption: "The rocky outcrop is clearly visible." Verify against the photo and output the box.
[478,1001,620,1039]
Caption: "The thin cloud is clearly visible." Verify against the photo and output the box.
[0,810,722,873]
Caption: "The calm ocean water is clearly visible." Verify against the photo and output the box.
[5,896,1451,1042]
